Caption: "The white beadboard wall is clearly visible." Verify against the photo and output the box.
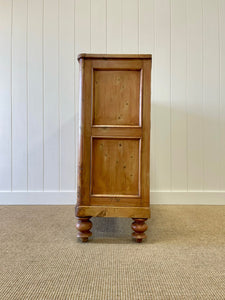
[0,0,225,205]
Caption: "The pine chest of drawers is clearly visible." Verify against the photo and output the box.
[75,54,152,242]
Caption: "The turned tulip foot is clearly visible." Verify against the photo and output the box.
[131,218,148,243]
[76,217,92,242]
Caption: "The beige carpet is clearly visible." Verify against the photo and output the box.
[0,205,225,300]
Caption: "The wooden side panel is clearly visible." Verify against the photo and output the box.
[142,59,151,206]
[77,57,151,214]
[91,138,140,196]
[93,70,141,126]
[77,59,92,206]
[76,206,150,218]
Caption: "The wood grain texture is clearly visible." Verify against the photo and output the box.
[76,217,92,242]
[91,138,140,196]
[91,127,142,137]
[90,197,141,207]
[78,54,152,60]
[142,59,151,206]
[93,69,141,126]
[75,206,150,218]
[76,55,151,229]
[76,58,92,206]
[131,218,148,242]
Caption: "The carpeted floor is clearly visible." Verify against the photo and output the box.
[0,205,225,300]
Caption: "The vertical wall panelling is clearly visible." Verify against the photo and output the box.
[12,0,28,191]
[91,0,107,53]
[171,0,187,190]
[219,0,225,190]
[75,0,91,54]
[203,0,220,190]
[154,0,171,190]
[59,0,75,190]
[107,0,122,53]
[43,0,60,190]
[139,0,156,189]
[139,0,154,54]
[187,0,203,190]
[75,0,91,189]
[122,0,139,53]
[0,0,12,190]
[1,0,225,204]
[27,0,43,191]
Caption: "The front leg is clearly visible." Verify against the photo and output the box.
[131,218,148,243]
[76,217,92,242]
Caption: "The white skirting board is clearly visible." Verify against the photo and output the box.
[0,191,225,205]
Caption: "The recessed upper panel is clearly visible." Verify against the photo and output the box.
[93,69,142,126]
[91,138,140,196]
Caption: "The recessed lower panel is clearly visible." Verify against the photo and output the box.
[91,138,140,196]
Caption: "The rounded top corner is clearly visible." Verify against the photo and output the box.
[77,53,152,61]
